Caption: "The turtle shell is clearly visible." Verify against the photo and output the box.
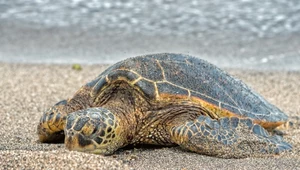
[86,53,288,127]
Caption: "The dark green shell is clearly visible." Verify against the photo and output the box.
[86,53,287,123]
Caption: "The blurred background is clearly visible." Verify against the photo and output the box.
[0,0,299,70]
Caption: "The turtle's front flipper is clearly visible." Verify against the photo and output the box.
[37,100,68,143]
[170,116,292,158]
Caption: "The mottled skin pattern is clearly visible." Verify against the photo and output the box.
[37,53,292,158]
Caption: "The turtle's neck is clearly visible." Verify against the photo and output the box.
[93,82,152,143]
[64,86,94,114]
[100,102,139,144]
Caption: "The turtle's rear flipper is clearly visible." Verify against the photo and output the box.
[170,116,292,158]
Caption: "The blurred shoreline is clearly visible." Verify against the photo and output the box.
[1,19,300,71]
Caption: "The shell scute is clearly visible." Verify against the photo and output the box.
[134,79,156,99]
[157,82,189,100]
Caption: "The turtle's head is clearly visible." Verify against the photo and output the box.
[37,100,67,143]
[65,108,127,155]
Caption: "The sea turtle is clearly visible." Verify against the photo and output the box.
[37,53,292,158]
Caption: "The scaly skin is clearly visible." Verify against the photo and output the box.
[170,116,292,158]
[37,100,68,143]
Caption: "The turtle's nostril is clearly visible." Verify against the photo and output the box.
[67,129,75,136]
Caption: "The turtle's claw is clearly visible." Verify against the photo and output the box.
[274,140,292,154]
[37,100,67,143]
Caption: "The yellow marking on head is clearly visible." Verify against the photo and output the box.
[81,123,96,136]
[48,124,61,132]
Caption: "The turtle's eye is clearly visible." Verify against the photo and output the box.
[64,108,121,155]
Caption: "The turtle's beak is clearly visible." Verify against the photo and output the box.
[64,130,117,155]
[65,130,96,152]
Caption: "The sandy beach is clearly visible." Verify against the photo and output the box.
[0,63,299,170]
